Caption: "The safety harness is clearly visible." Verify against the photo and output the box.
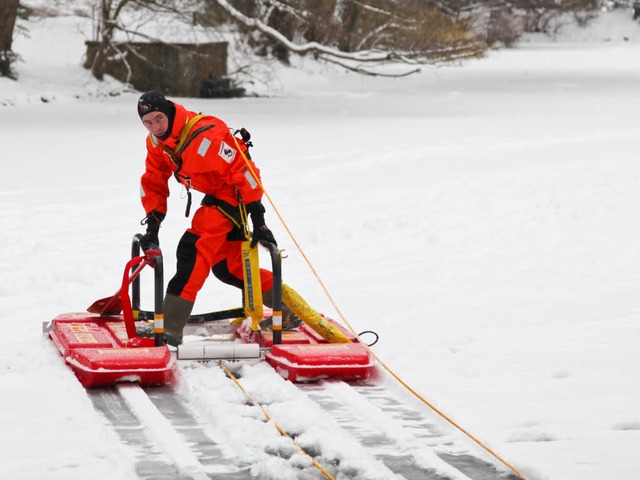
[151,114,213,217]
[151,116,253,230]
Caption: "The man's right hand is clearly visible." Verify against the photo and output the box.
[140,210,165,251]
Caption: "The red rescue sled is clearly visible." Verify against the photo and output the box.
[237,319,376,383]
[48,313,174,387]
[46,243,174,388]
[46,235,376,387]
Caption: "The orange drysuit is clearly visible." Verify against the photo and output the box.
[140,102,273,302]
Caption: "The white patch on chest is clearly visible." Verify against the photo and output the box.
[197,137,212,157]
[218,141,236,163]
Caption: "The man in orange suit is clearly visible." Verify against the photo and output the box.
[137,91,287,345]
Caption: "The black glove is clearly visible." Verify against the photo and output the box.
[252,224,277,248]
[246,201,277,248]
[140,210,165,251]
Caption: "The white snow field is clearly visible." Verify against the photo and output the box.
[1,7,640,480]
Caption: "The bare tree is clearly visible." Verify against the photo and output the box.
[90,0,129,80]
[88,0,193,82]
[87,0,600,85]
[0,0,20,78]
[210,0,486,76]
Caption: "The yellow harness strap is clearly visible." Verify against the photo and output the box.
[241,240,264,331]
[175,114,206,155]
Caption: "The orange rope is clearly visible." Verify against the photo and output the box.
[231,133,528,480]
[220,362,335,479]
[372,354,528,479]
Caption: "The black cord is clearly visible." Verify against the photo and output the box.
[358,330,379,347]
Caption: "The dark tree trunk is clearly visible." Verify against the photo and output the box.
[0,0,20,77]
[0,0,19,51]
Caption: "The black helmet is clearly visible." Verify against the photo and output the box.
[137,90,172,119]
[137,90,176,140]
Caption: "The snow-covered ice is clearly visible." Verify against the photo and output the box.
[1,6,640,480]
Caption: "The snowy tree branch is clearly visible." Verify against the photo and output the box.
[214,0,417,65]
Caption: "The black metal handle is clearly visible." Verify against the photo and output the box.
[131,234,164,347]
[131,233,144,312]
[263,242,282,345]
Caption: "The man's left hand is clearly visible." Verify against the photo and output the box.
[251,224,277,248]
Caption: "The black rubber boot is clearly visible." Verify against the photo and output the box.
[163,294,194,346]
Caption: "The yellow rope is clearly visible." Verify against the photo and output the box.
[375,354,529,479]
[219,362,335,480]
[231,133,528,480]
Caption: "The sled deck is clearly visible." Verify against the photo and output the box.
[266,342,376,383]
[46,310,374,387]
[237,318,376,382]
[47,313,174,388]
